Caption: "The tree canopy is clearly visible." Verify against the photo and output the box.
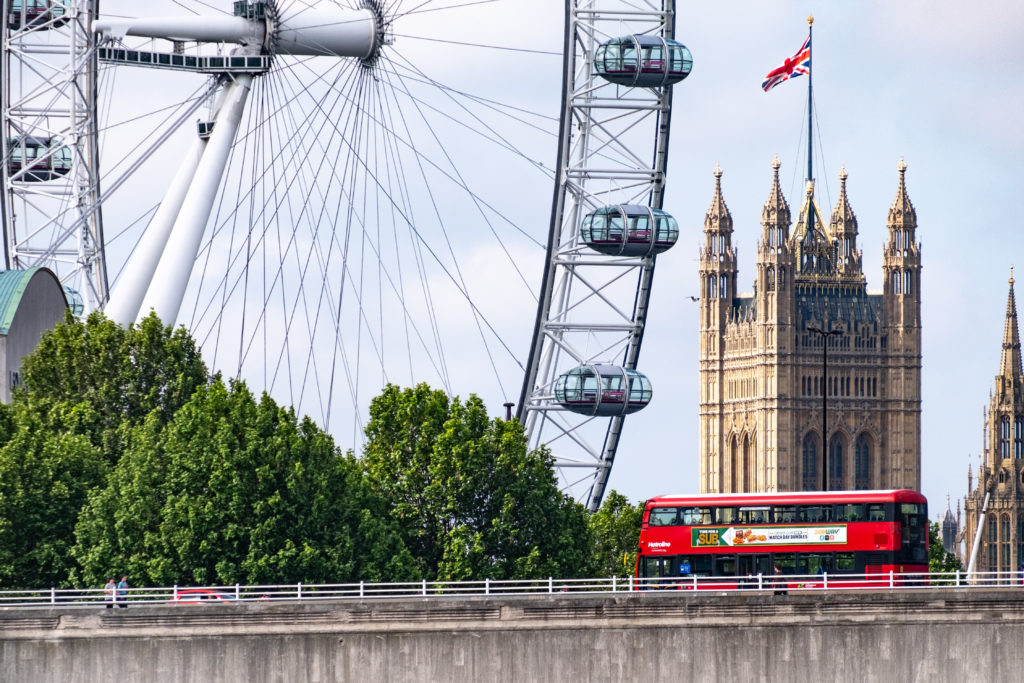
[72,378,414,587]
[0,312,618,589]
[0,312,208,588]
[18,311,209,460]
[587,490,644,577]
[362,383,595,581]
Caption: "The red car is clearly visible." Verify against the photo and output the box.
[169,589,235,604]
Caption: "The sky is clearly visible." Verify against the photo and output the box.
[80,1,1024,524]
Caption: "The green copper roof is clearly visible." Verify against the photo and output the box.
[0,268,58,335]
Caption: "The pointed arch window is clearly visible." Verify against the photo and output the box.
[903,270,912,295]
[802,433,818,490]
[730,436,738,493]
[892,271,902,294]
[766,266,775,292]
[1015,417,1023,459]
[1002,515,1011,574]
[1018,515,1024,569]
[829,435,845,490]
[742,435,752,492]
[855,433,871,489]
[1002,417,1011,459]
[778,267,785,288]
[709,274,717,298]
[720,275,728,299]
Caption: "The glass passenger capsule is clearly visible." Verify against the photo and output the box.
[7,0,69,31]
[6,136,73,182]
[594,35,692,88]
[63,286,84,316]
[554,364,652,417]
[581,204,679,257]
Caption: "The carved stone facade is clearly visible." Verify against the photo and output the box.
[963,273,1024,574]
[698,159,922,493]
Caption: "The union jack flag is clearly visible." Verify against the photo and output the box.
[762,35,811,92]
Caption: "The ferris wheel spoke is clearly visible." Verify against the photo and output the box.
[195,63,365,410]
[377,64,522,396]
[4,1,680,507]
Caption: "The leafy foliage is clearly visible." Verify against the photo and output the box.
[17,311,208,461]
[929,521,963,578]
[0,313,610,589]
[0,312,208,589]
[0,406,105,588]
[588,490,644,577]
[72,379,415,587]
[363,383,595,581]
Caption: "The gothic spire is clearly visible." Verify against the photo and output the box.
[829,167,864,280]
[887,158,917,231]
[1000,268,1022,379]
[829,167,857,236]
[760,155,791,239]
[704,163,733,235]
[793,180,834,278]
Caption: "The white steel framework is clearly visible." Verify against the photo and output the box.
[1,0,105,312]
[2,1,681,510]
[518,0,679,511]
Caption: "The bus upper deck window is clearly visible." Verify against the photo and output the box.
[681,507,711,524]
[716,507,737,524]
[801,505,832,523]
[837,504,863,522]
[648,507,679,526]
[900,503,924,519]
[868,504,886,521]
[774,506,797,523]
[739,507,768,524]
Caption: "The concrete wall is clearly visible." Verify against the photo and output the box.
[2,590,1023,682]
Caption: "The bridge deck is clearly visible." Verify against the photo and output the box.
[2,589,1020,681]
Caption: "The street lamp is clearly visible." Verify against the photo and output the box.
[807,325,843,491]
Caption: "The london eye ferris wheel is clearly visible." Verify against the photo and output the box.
[0,0,690,510]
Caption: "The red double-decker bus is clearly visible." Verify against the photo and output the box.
[635,490,928,587]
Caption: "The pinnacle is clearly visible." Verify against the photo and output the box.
[705,164,733,234]
[1000,272,1023,379]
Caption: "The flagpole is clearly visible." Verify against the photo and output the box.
[807,14,814,184]
[806,14,814,233]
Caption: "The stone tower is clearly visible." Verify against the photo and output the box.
[698,160,922,493]
[963,271,1024,574]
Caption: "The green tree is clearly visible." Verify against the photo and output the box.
[0,405,105,588]
[363,383,594,581]
[72,379,415,587]
[15,311,208,461]
[588,490,644,577]
[0,312,208,588]
[929,521,963,580]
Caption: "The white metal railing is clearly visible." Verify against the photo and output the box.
[0,571,1019,609]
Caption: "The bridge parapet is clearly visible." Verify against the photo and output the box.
[2,590,1023,681]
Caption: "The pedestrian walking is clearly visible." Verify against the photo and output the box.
[117,576,129,608]
[104,578,115,608]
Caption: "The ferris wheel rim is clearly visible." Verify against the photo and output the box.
[518,0,682,511]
